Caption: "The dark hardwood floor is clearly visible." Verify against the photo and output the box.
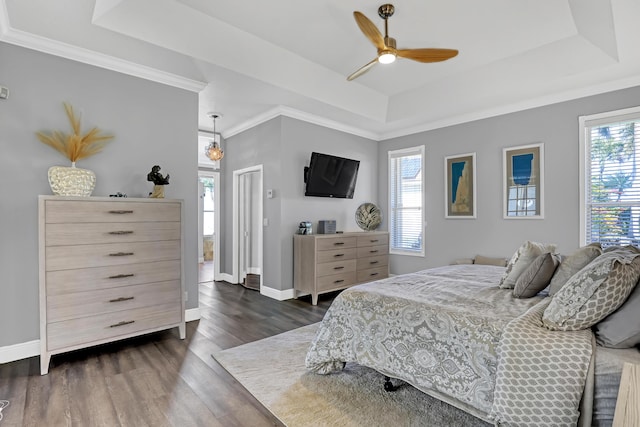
[0,282,336,426]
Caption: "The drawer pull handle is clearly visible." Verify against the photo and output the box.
[109,252,134,257]
[108,210,134,214]
[334,279,345,284]
[369,250,379,253]
[109,320,135,328]
[334,266,344,270]
[370,272,379,277]
[108,273,135,279]
[108,230,134,235]
[333,242,345,246]
[109,296,134,303]
[370,261,379,265]
[370,239,379,243]
[334,253,345,257]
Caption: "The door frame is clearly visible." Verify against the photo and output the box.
[198,170,221,281]
[232,164,263,290]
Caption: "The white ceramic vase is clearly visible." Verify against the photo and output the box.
[48,162,96,197]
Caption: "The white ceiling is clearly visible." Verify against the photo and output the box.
[2,0,640,140]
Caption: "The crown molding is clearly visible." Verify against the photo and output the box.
[0,23,206,93]
[379,74,640,141]
[223,105,380,141]
[0,1,9,36]
[223,73,640,143]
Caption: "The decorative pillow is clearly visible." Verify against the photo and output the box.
[498,241,557,289]
[451,258,474,265]
[548,243,602,296]
[542,250,640,331]
[513,253,560,298]
[474,255,508,267]
[594,278,640,348]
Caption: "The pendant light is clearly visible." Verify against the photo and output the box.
[205,113,223,161]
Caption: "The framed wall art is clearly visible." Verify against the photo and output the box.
[503,143,544,219]
[444,152,476,218]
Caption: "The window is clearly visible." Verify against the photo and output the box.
[200,176,215,236]
[580,106,640,247]
[388,146,425,255]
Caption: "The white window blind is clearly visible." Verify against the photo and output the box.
[388,146,424,255]
[582,108,640,247]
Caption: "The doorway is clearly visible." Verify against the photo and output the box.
[232,165,263,290]
[198,170,220,283]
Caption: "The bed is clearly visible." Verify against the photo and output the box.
[305,243,640,427]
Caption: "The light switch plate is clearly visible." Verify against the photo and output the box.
[0,86,9,100]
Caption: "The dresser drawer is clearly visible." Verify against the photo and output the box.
[316,236,357,251]
[316,259,357,277]
[46,260,181,295]
[357,254,388,271]
[47,302,181,351]
[357,266,388,283]
[47,280,180,322]
[357,233,389,248]
[45,200,180,223]
[357,244,388,258]
[316,247,357,264]
[316,271,357,292]
[45,240,181,271]
[46,221,181,246]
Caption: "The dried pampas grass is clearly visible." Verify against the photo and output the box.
[36,103,113,163]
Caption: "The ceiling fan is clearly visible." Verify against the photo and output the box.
[347,4,458,81]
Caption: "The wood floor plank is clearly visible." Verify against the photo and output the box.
[1,280,334,426]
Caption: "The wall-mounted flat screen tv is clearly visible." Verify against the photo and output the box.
[304,152,360,198]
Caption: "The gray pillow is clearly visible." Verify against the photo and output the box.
[543,249,640,331]
[474,255,508,267]
[513,253,560,298]
[548,243,602,296]
[499,241,558,289]
[594,278,640,348]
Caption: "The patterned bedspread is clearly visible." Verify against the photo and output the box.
[305,264,593,424]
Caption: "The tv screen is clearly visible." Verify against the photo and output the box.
[304,152,360,198]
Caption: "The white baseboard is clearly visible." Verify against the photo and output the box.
[260,286,296,301]
[185,307,200,322]
[218,272,234,283]
[0,308,200,365]
[247,267,261,275]
[0,339,39,364]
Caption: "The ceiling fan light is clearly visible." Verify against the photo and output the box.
[378,51,396,64]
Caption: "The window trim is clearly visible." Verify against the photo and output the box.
[388,145,425,257]
[579,105,640,246]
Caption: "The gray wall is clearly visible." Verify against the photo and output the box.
[0,42,199,348]
[378,85,640,274]
[222,117,283,287]
[221,116,378,291]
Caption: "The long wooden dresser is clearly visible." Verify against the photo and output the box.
[38,196,185,375]
[293,231,389,305]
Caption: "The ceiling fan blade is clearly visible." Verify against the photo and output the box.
[347,58,379,81]
[353,11,385,50]
[397,48,459,63]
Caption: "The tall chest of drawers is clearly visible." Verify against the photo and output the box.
[38,196,185,375]
[293,231,389,305]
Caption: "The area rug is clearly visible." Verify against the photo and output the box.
[212,323,491,427]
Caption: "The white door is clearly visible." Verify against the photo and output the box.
[233,165,263,288]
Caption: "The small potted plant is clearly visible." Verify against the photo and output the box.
[36,102,113,196]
